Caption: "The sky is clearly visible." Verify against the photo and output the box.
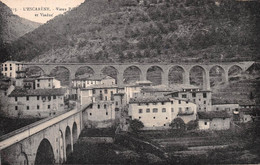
[1,0,85,23]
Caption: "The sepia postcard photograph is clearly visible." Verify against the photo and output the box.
[0,0,259,164]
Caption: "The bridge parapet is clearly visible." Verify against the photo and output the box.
[0,103,91,151]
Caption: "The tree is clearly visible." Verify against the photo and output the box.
[169,118,186,130]
[187,120,198,130]
[129,119,144,133]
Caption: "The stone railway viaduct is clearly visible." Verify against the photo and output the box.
[0,104,91,165]
[0,61,255,165]
[24,61,254,90]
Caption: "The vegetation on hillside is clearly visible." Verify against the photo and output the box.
[1,0,259,63]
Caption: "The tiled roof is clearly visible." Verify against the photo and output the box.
[73,75,114,81]
[114,92,125,95]
[81,84,119,90]
[141,85,177,93]
[198,111,231,119]
[9,87,66,97]
[169,84,200,90]
[0,83,10,90]
[129,96,171,103]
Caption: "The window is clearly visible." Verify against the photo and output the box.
[153,117,156,119]
[115,108,119,111]
[161,102,165,105]
[105,89,108,94]
[171,108,174,112]
[10,73,12,77]
[37,105,40,110]
[105,96,107,101]
[53,95,56,99]
[166,117,168,119]
[104,104,107,109]
[204,122,207,125]
[182,94,187,98]
[164,124,166,126]
[139,116,141,119]
[15,97,18,101]
[146,103,149,106]
[93,89,95,94]
[171,101,173,104]
[162,108,166,113]
[139,109,143,113]
[37,84,40,88]
[178,100,181,104]
[98,104,100,109]
[116,101,118,106]
[90,113,92,116]
[204,101,206,104]
[186,107,189,111]
[26,96,29,101]
[15,106,18,110]
[146,108,150,113]
[27,106,29,110]
[203,93,207,98]
[37,96,40,100]
[192,93,196,97]
[48,83,51,87]
[153,108,158,113]
[178,107,182,113]
[48,96,51,101]
[106,112,108,115]
[152,102,157,105]
[48,105,51,109]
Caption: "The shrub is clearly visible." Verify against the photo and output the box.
[169,118,186,130]
[129,119,144,133]
[187,120,198,130]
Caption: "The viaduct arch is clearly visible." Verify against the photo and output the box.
[24,62,254,90]
[0,104,90,165]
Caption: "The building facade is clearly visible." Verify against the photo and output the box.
[128,96,197,129]
[1,61,24,78]
[198,111,231,130]
[7,88,67,118]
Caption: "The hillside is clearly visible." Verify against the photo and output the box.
[212,62,260,105]
[0,1,41,43]
[1,0,259,63]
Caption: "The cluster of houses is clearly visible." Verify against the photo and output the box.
[0,61,258,131]
[0,61,69,118]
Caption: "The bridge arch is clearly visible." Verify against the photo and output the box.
[228,65,243,82]
[168,65,186,85]
[72,122,78,144]
[58,130,65,163]
[35,138,55,165]
[147,66,164,85]
[75,66,95,79]
[189,65,207,89]
[101,66,118,84]
[65,126,72,158]
[25,66,45,77]
[123,65,142,84]
[50,66,71,86]
[209,65,226,87]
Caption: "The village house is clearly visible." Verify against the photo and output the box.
[85,101,116,128]
[71,75,116,99]
[128,96,197,130]
[198,111,231,130]
[6,87,67,118]
[1,61,25,78]
[15,75,61,90]
[165,84,212,112]
[79,84,119,105]
[125,80,153,103]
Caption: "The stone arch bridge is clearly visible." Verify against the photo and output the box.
[24,62,254,90]
[0,104,91,165]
